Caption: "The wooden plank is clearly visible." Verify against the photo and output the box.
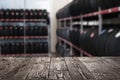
[106,57,120,64]
[0,57,27,80]
[26,57,51,80]
[10,57,36,80]
[72,57,95,80]
[65,57,84,80]
[0,57,119,80]
[100,57,120,79]
[0,57,24,77]
[78,57,120,80]
[0,57,14,75]
[49,57,71,80]
[78,57,100,62]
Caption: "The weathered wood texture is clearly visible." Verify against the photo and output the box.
[0,57,119,80]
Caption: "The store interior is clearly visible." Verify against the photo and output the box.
[0,0,120,57]
[0,0,120,80]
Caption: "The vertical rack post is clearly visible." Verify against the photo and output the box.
[59,20,61,29]
[0,39,2,55]
[24,0,26,55]
[64,20,66,56]
[70,17,73,56]
[98,7,102,35]
[80,17,83,32]
[80,17,83,57]
[48,20,50,57]
[0,22,1,55]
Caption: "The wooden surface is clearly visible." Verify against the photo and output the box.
[0,57,120,80]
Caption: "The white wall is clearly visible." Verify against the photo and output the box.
[26,0,51,12]
[0,0,50,11]
[0,0,24,9]
[50,0,72,52]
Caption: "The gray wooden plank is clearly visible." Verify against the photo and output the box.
[100,57,120,79]
[78,57,120,80]
[11,57,36,80]
[106,57,120,64]
[26,57,51,80]
[65,57,84,80]
[72,57,96,80]
[0,57,14,75]
[0,57,24,76]
[49,57,72,80]
[0,57,27,80]
[0,57,120,80]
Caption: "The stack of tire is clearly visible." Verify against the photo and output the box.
[57,26,120,56]
[64,48,70,57]
[0,25,48,37]
[96,28,120,56]
[1,41,48,54]
[56,42,70,57]
[56,1,74,19]
[0,25,24,36]
[0,9,48,19]
[0,9,50,24]
[79,27,99,56]
[69,26,80,47]
[1,41,24,54]
[56,0,120,19]
[57,28,70,41]
[26,26,48,36]
[79,28,120,56]
[26,42,48,54]
[56,43,65,57]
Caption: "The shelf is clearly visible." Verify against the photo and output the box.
[0,19,46,22]
[57,27,66,29]
[0,53,49,57]
[0,36,48,39]
[58,37,93,57]
[59,6,120,21]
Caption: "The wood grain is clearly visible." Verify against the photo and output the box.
[0,57,119,80]
[49,58,71,80]
[26,57,51,80]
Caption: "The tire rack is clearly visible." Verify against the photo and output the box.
[57,6,120,57]
[0,19,50,57]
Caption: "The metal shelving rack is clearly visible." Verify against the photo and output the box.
[0,19,50,57]
[0,1,50,57]
[57,6,120,57]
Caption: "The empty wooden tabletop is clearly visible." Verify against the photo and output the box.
[0,57,120,80]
